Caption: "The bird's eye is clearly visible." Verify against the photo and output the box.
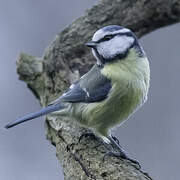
[97,35,114,43]
[103,35,113,41]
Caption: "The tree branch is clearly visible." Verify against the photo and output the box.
[16,0,180,179]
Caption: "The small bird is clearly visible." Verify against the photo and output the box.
[5,25,150,161]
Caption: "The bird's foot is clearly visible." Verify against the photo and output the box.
[112,136,120,145]
[102,135,141,169]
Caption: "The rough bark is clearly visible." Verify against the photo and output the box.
[16,0,180,179]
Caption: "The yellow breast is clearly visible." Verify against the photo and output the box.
[78,49,150,137]
[88,49,149,135]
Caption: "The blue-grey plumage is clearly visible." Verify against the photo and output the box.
[5,104,65,129]
[5,25,150,152]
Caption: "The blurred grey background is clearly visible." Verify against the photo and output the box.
[0,1,180,180]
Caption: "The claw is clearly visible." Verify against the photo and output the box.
[101,135,141,169]
[103,150,127,162]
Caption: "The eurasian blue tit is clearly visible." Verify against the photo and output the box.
[5,25,150,161]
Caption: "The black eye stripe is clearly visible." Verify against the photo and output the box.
[97,35,115,43]
[97,32,133,43]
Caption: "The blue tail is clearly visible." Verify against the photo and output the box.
[5,104,64,129]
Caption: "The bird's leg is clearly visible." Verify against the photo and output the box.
[108,135,127,158]
[103,135,141,168]
[111,135,120,145]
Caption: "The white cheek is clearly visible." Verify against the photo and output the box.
[97,36,134,59]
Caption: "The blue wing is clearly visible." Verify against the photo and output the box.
[5,65,111,129]
[50,65,112,104]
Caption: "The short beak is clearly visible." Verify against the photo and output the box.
[85,41,97,48]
